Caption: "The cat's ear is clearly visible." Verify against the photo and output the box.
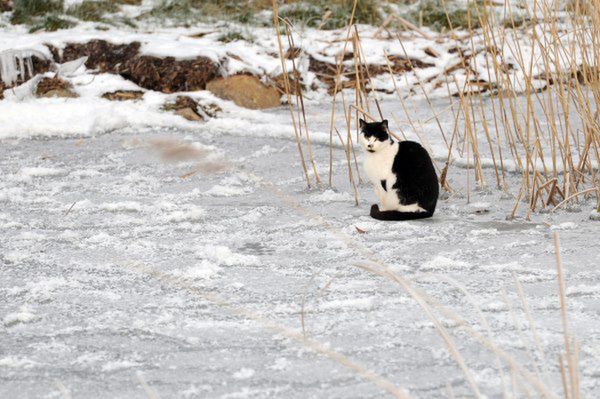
[382,119,389,130]
[359,118,366,129]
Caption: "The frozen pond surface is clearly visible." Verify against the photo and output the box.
[1,102,600,398]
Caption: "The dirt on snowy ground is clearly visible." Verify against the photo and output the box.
[1,100,599,398]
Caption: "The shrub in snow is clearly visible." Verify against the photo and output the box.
[10,0,63,24]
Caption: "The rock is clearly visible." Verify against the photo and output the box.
[176,108,203,122]
[590,209,600,221]
[102,90,144,101]
[162,96,222,121]
[163,96,204,122]
[36,77,78,98]
[206,75,281,109]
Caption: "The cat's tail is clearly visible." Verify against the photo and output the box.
[370,204,433,221]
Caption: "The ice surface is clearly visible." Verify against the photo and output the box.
[1,118,599,398]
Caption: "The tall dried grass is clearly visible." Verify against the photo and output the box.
[275,0,599,215]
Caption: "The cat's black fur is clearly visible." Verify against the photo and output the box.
[361,120,439,221]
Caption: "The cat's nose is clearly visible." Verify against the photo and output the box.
[367,143,373,148]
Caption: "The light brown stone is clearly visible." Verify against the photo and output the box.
[176,108,203,122]
[206,75,281,109]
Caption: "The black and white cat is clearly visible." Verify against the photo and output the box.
[359,119,439,221]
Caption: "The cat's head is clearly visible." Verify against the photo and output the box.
[359,119,392,153]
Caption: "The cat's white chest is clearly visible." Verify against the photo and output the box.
[363,143,397,184]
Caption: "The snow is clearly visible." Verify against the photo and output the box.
[1,13,600,399]
[0,96,199,138]
[3,308,36,327]
[307,189,354,203]
[421,255,472,271]
[232,368,255,380]
[2,120,598,398]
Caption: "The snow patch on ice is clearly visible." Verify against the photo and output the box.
[232,368,255,380]
[421,256,472,271]
[319,297,375,311]
[269,357,290,371]
[3,307,37,327]
[307,189,353,203]
[98,201,144,213]
[19,166,64,181]
[163,207,205,223]
[481,301,508,312]
[204,185,250,197]
[566,285,600,297]
[469,228,499,236]
[8,277,69,301]
[101,360,140,372]
[170,260,220,280]
[550,222,577,230]
[0,356,39,369]
[200,246,259,267]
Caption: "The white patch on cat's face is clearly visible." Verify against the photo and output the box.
[360,132,389,153]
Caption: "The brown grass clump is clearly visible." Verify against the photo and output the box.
[101,90,144,101]
[35,76,78,98]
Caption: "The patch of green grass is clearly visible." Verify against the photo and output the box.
[217,28,253,43]
[11,0,63,24]
[139,0,381,29]
[67,0,119,22]
[404,0,481,31]
[28,13,76,32]
[280,0,381,30]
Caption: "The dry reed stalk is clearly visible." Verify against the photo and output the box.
[335,93,358,206]
[271,1,312,189]
[243,167,561,398]
[396,36,451,149]
[283,20,321,187]
[354,263,482,397]
[373,14,394,39]
[354,27,385,120]
[335,127,359,206]
[511,271,550,376]
[327,0,359,187]
[500,288,544,382]
[137,374,160,399]
[430,273,508,392]
[393,14,432,40]
[382,51,413,139]
[317,9,332,30]
[559,354,571,399]
[124,261,409,399]
[554,232,579,399]
[54,381,72,399]
[445,382,456,399]
[551,187,599,211]
[341,91,363,184]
